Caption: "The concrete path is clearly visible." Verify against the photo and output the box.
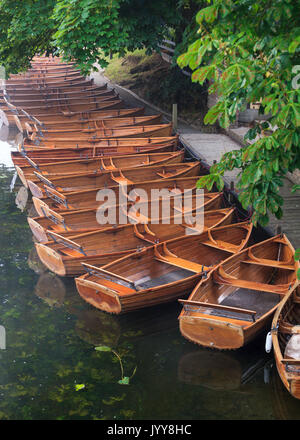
[89,70,300,249]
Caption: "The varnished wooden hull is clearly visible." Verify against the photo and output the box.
[24,114,161,135]
[24,124,173,146]
[1,95,121,117]
[2,89,117,109]
[35,214,234,277]
[4,99,123,123]
[1,84,107,99]
[27,162,203,199]
[21,136,178,152]
[179,234,299,350]
[31,176,204,215]
[12,142,178,167]
[4,106,144,127]
[28,194,226,243]
[16,151,184,188]
[75,222,253,313]
[271,285,300,399]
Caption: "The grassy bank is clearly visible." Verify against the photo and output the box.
[104,49,209,128]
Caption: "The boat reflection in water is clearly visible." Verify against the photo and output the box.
[32,265,180,348]
[178,343,273,392]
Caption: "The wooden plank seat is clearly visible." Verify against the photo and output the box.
[133,224,158,244]
[246,248,295,269]
[59,248,84,257]
[201,227,250,253]
[154,243,210,273]
[110,171,134,185]
[213,265,292,294]
[100,158,116,170]
[47,231,87,256]
[82,263,137,292]
[179,299,257,322]
[241,259,295,271]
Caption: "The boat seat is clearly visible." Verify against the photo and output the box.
[154,244,209,273]
[241,259,295,270]
[156,171,176,179]
[202,239,239,252]
[133,224,157,244]
[111,176,134,185]
[100,158,116,170]
[246,248,295,269]
[59,248,84,257]
[97,278,136,295]
[213,266,291,294]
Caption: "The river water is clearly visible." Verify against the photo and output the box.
[0,125,300,420]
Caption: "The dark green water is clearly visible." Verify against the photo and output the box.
[0,134,300,420]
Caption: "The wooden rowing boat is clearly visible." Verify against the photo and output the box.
[16,150,184,187]
[14,108,146,133]
[8,70,82,81]
[0,84,107,99]
[1,94,121,116]
[21,135,177,152]
[25,124,174,146]
[32,176,204,215]
[35,209,238,277]
[271,283,300,399]
[178,234,299,350]
[27,162,203,198]
[4,99,124,124]
[9,108,145,130]
[10,67,80,77]
[28,192,224,243]
[1,89,116,108]
[4,79,95,92]
[74,222,253,313]
[24,115,163,137]
[3,79,95,95]
[4,75,87,86]
[11,141,178,167]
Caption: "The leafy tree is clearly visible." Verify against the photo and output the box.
[0,0,56,75]
[178,0,300,227]
[0,0,197,76]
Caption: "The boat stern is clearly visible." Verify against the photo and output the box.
[179,314,245,350]
[15,165,29,188]
[27,217,49,243]
[35,243,66,276]
[27,180,45,198]
[75,275,123,314]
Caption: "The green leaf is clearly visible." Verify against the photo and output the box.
[294,249,300,261]
[95,345,112,352]
[75,384,85,391]
[118,377,130,385]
